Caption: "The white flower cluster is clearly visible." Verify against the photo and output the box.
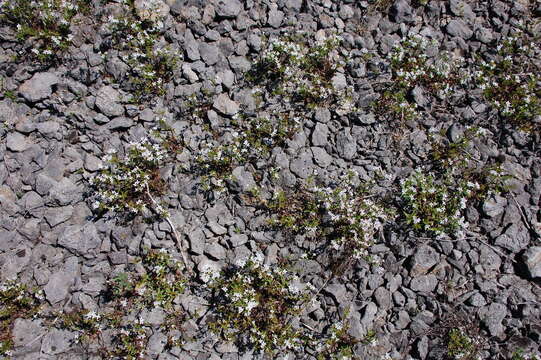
[108,4,178,96]
[310,174,387,260]
[475,34,540,124]
[389,34,464,97]
[208,254,308,353]
[400,169,478,237]
[90,138,168,215]
[2,0,79,59]
[259,35,355,109]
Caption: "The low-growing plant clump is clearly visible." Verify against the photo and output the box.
[0,0,89,62]
[374,34,465,123]
[268,172,388,263]
[58,248,187,359]
[206,255,311,355]
[249,34,355,112]
[106,0,179,100]
[90,137,169,217]
[0,282,44,356]
[475,32,541,131]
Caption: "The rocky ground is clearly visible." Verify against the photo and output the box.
[0,0,541,359]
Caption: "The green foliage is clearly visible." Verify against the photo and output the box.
[207,256,310,354]
[446,328,478,360]
[400,170,475,237]
[267,173,387,262]
[107,2,178,100]
[476,33,541,131]
[90,137,169,217]
[0,0,89,62]
[110,249,186,309]
[511,349,540,360]
[248,34,354,110]
[316,318,360,360]
[0,282,44,356]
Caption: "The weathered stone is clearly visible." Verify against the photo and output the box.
[409,274,438,292]
[199,43,221,65]
[58,224,102,258]
[409,245,440,276]
[44,257,79,304]
[95,85,124,117]
[134,0,170,21]
[213,93,239,116]
[446,19,473,39]
[41,329,77,355]
[215,0,243,18]
[290,150,314,179]
[44,206,73,227]
[336,129,357,160]
[311,123,329,147]
[480,303,507,337]
[311,147,332,168]
[18,72,59,103]
[482,195,507,217]
[390,0,415,23]
[49,178,81,206]
[522,246,541,278]
[6,132,31,152]
[229,166,256,192]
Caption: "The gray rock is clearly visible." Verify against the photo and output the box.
[411,86,429,108]
[339,5,354,19]
[44,257,79,304]
[449,0,474,19]
[290,150,314,179]
[475,27,494,44]
[148,332,168,356]
[480,303,507,337]
[479,245,501,271]
[36,121,60,138]
[215,0,242,18]
[409,245,440,276]
[188,228,205,255]
[467,293,487,307]
[18,72,59,103]
[336,129,357,160]
[482,195,507,217]
[331,73,348,91]
[84,154,103,172]
[95,85,124,117]
[395,310,411,330]
[311,147,332,168]
[311,123,329,147]
[446,19,473,39]
[6,132,31,152]
[213,93,239,116]
[208,221,227,235]
[229,233,248,247]
[12,319,46,351]
[324,283,347,303]
[409,274,438,292]
[357,113,376,125]
[522,246,541,278]
[314,108,331,123]
[49,178,81,206]
[58,224,102,258]
[373,287,391,309]
[106,116,134,130]
[390,0,415,23]
[228,55,251,73]
[494,223,529,252]
[44,206,73,227]
[360,301,378,328]
[199,43,221,65]
[182,64,199,83]
[41,329,77,355]
[205,242,227,260]
[267,7,284,28]
[229,166,256,193]
[184,30,200,61]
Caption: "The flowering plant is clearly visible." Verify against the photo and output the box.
[207,254,310,354]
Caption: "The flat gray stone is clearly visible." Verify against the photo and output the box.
[480,303,507,337]
[290,150,314,179]
[18,72,59,103]
[311,147,332,168]
[44,257,79,304]
[12,319,46,351]
[446,19,473,39]
[49,178,81,206]
[409,245,440,276]
[199,43,220,65]
[523,246,541,278]
[213,93,239,116]
[409,274,438,293]
[482,195,507,217]
[58,224,102,258]
[41,329,77,355]
[6,132,31,152]
[311,123,329,147]
[44,206,73,227]
[215,0,242,18]
[229,166,256,192]
[95,85,124,117]
[336,129,357,160]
